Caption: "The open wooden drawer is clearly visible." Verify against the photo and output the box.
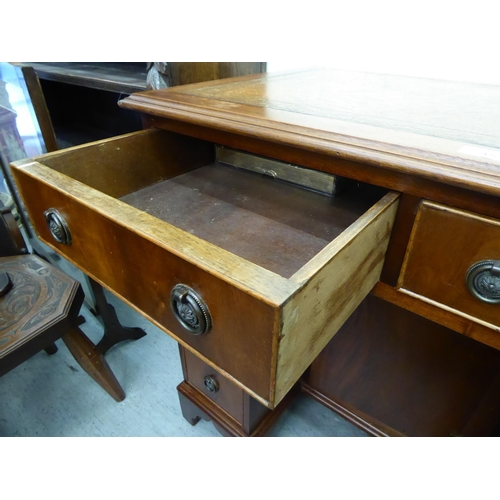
[11,128,399,408]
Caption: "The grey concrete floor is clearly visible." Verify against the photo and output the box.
[0,290,366,437]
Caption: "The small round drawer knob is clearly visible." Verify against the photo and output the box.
[170,284,212,335]
[44,209,72,245]
[204,376,219,393]
[466,260,500,304]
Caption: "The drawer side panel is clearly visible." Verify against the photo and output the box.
[276,193,399,405]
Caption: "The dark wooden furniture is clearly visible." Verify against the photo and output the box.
[17,63,147,149]
[26,62,266,91]
[26,63,149,94]
[0,208,125,402]
[0,205,24,257]
[167,63,266,87]
[0,254,126,402]
[303,294,500,437]
[11,68,500,436]
[25,63,266,147]
[177,346,299,437]
[17,66,58,153]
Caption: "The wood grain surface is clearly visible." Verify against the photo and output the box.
[275,192,399,403]
[120,69,500,198]
[169,62,265,87]
[399,201,500,331]
[0,255,78,359]
[12,157,296,306]
[26,62,148,93]
[142,113,500,222]
[0,255,125,400]
[372,282,500,351]
[11,163,280,403]
[120,162,381,278]
[306,294,500,436]
[181,347,244,422]
[37,129,214,199]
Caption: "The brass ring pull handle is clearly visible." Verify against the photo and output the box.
[170,284,212,335]
[44,209,72,245]
[203,376,219,393]
[466,260,500,304]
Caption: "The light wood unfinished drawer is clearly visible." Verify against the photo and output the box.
[399,201,500,332]
[11,128,399,408]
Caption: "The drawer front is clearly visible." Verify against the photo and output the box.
[14,167,277,403]
[399,201,500,330]
[182,349,244,423]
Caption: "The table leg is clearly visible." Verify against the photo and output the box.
[88,278,147,355]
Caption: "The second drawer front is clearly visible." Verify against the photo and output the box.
[399,201,500,330]
[183,349,244,423]
[14,168,276,402]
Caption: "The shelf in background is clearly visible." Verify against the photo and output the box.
[25,62,148,94]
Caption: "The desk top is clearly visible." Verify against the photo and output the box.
[120,68,500,196]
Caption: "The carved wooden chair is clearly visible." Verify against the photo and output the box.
[0,203,125,401]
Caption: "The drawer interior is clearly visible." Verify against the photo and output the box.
[39,129,388,278]
[119,161,386,278]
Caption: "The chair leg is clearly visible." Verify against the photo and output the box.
[44,343,58,355]
[62,326,126,402]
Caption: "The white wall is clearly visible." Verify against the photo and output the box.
[266,59,500,86]
[3,1,498,86]
[266,2,499,85]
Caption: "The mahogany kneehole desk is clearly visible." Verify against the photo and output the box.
[12,69,500,436]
